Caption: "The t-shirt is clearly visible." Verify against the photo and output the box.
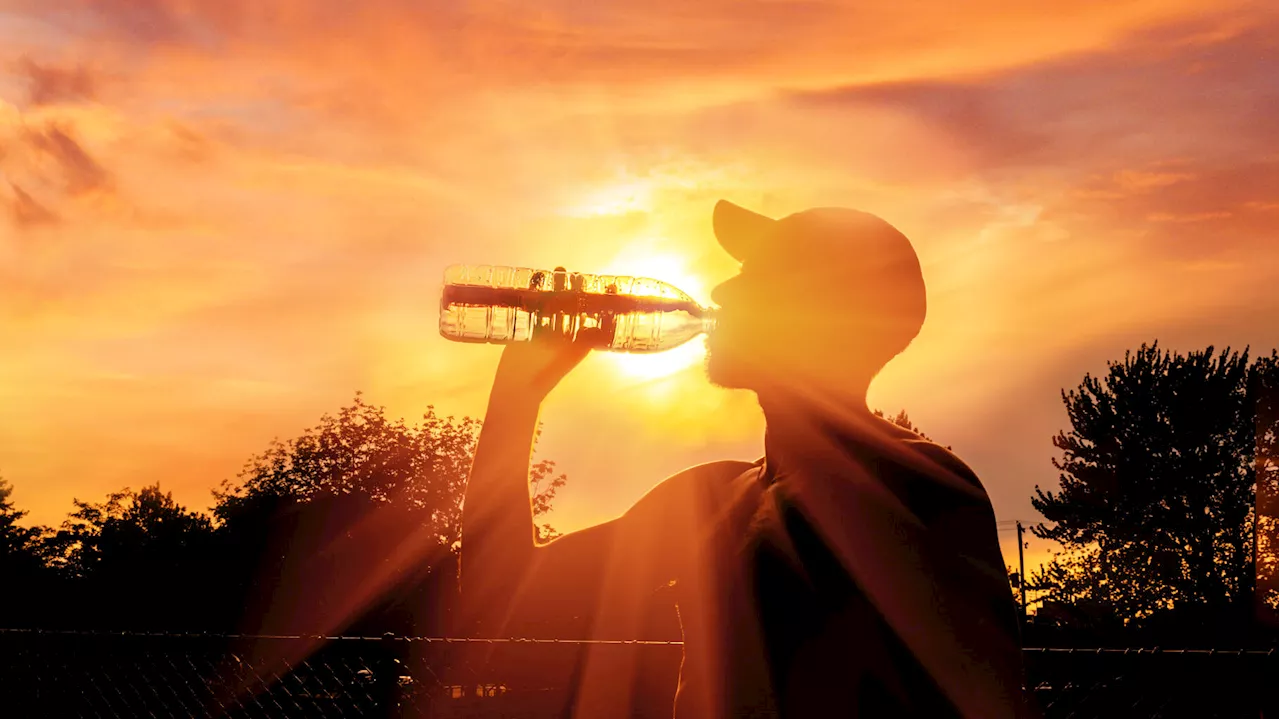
[505,415,1029,719]
[662,420,1026,718]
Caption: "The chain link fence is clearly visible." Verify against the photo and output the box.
[0,630,1274,718]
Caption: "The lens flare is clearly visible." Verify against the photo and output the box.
[601,250,710,380]
[613,336,708,381]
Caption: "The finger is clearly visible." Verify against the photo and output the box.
[576,327,611,349]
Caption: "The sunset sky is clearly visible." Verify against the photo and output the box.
[1,0,1276,573]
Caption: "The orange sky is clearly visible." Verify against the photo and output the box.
[1,0,1276,574]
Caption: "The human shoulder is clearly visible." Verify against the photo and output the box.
[650,458,760,497]
[903,437,980,480]
[891,435,994,515]
[625,459,759,520]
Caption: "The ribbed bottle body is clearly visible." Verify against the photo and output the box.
[439,265,714,353]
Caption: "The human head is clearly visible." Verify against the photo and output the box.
[705,200,927,400]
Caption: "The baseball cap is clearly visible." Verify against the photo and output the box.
[712,199,928,337]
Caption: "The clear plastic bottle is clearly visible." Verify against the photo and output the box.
[439,264,716,353]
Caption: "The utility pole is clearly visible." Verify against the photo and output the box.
[1016,521,1028,623]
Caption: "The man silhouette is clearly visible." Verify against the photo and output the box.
[459,200,1032,718]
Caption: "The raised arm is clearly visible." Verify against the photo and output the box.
[457,338,593,635]
[457,338,748,640]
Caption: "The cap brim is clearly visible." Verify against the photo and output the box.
[713,199,776,263]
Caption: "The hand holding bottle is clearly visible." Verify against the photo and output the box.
[493,329,595,400]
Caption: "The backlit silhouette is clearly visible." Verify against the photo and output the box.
[1030,344,1278,644]
[459,200,1032,718]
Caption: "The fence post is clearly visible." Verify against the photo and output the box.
[375,632,405,718]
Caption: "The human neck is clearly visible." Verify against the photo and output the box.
[756,382,874,476]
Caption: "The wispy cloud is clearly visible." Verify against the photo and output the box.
[6,183,59,227]
[13,57,97,107]
[25,124,112,195]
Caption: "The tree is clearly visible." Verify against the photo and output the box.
[874,408,949,447]
[40,484,215,629]
[215,392,564,546]
[208,393,566,636]
[1030,343,1278,640]
[0,476,42,567]
[1,475,50,623]
[1251,351,1279,624]
[46,485,213,577]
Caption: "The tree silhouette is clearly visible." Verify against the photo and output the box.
[1251,351,1279,624]
[874,408,950,448]
[46,485,214,577]
[1,475,50,623]
[1031,343,1278,640]
[215,392,564,546]
[0,395,569,634]
[39,484,215,629]
[208,393,566,636]
[0,476,42,567]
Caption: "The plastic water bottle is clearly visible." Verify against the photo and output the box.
[439,264,716,353]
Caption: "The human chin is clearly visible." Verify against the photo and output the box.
[704,345,755,390]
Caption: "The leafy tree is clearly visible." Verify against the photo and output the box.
[874,408,949,448]
[46,485,213,577]
[1031,343,1278,639]
[40,484,215,629]
[3,394,568,635]
[1,476,50,623]
[208,393,566,635]
[0,476,42,568]
[1251,352,1279,623]
[215,392,564,545]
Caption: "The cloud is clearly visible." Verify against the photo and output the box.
[24,124,112,195]
[14,57,97,106]
[1113,170,1195,191]
[778,17,1275,172]
[727,16,1277,273]
[6,183,59,227]
[1065,160,1277,258]
[783,79,1053,172]
[7,0,1270,135]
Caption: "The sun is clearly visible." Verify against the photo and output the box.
[601,248,711,382]
[612,336,709,382]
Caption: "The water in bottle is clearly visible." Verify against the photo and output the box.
[439,264,716,353]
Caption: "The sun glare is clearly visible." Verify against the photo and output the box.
[562,180,654,217]
[612,337,709,381]
[603,250,711,381]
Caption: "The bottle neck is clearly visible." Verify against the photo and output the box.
[700,308,718,335]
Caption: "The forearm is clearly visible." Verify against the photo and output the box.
[459,384,544,613]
